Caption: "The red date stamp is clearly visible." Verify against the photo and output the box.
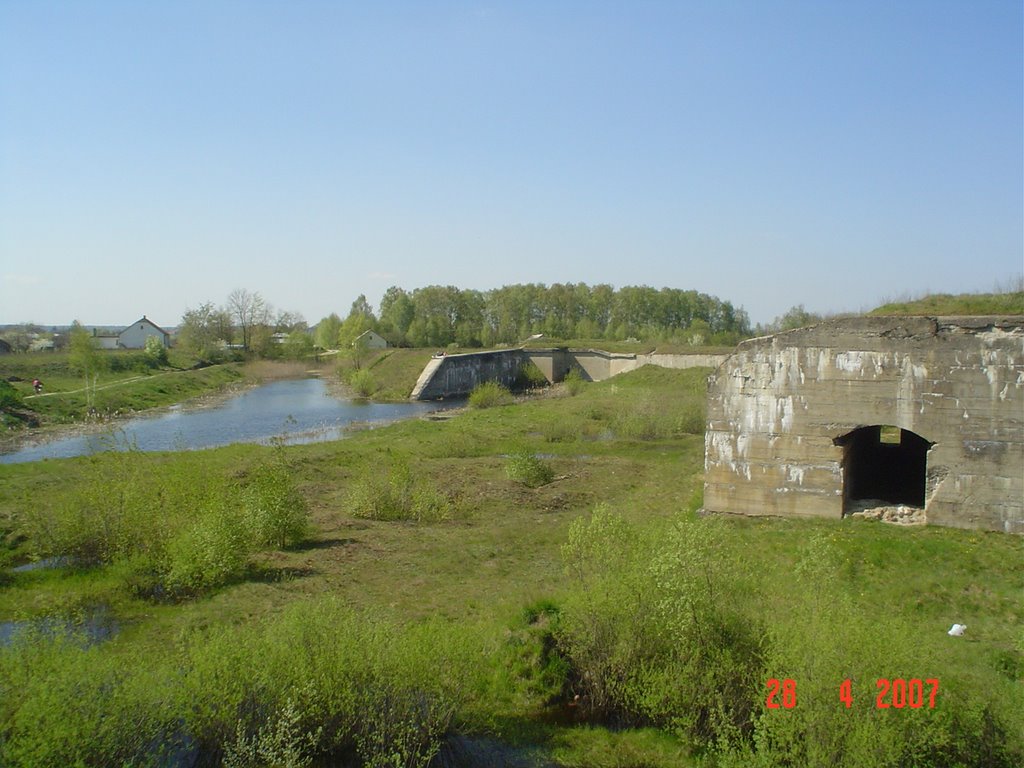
[766,678,940,709]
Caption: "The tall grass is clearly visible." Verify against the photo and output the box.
[552,507,1023,767]
[18,447,311,598]
[468,381,513,409]
[347,458,453,522]
[0,600,485,767]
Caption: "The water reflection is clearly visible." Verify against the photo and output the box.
[0,606,119,647]
[1,379,458,464]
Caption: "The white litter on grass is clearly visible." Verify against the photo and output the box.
[947,623,966,637]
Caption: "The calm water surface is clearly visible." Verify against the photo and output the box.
[0,378,456,464]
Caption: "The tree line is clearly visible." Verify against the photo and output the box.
[327,283,751,351]
[175,283,751,359]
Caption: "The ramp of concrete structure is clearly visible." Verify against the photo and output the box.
[410,357,445,400]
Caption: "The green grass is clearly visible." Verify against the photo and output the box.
[869,290,1024,316]
[337,348,437,400]
[0,350,245,427]
[0,365,1020,766]
[520,337,735,355]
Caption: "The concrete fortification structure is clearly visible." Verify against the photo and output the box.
[410,349,728,400]
[703,316,1024,533]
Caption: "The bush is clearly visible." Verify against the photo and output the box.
[0,380,23,410]
[164,500,253,595]
[348,459,453,522]
[556,508,764,744]
[19,449,310,597]
[0,634,182,767]
[22,448,168,566]
[468,381,513,409]
[541,414,581,443]
[144,336,169,366]
[505,450,555,488]
[243,455,311,549]
[516,361,549,390]
[348,368,377,398]
[0,601,485,767]
[564,367,586,396]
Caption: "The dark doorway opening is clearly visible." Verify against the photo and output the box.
[834,426,932,509]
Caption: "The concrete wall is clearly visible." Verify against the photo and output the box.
[411,348,729,400]
[703,316,1024,533]
[410,350,528,399]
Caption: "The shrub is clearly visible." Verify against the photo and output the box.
[348,368,377,398]
[178,600,483,766]
[555,508,764,745]
[564,367,586,396]
[0,380,23,410]
[516,361,549,390]
[0,601,485,767]
[505,450,555,488]
[243,456,311,549]
[348,459,452,522]
[0,634,181,767]
[468,381,513,409]
[22,449,168,565]
[144,336,169,366]
[164,500,253,595]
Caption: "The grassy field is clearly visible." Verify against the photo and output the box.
[869,290,1024,316]
[0,366,1020,767]
[0,350,246,432]
[339,347,439,400]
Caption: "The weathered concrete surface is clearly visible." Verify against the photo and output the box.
[703,316,1024,533]
[410,350,527,400]
[411,349,729,400]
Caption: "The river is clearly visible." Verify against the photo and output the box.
[0,378,456,464]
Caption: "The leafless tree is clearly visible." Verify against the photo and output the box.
[226,289,270,351]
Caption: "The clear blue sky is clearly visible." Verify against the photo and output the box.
[2,0,1021,327]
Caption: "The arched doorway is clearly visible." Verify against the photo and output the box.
[834,426,932,512]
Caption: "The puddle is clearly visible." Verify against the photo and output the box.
[0,606,120,647]
[10,556,70,573]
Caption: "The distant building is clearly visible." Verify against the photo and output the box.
[29,336,55,352]
[119,316,171,349]
[0,339,11,355]
[90,328,121,350]
[354,330,388,349]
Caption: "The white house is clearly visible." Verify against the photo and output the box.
[354,330,388,349]
[119,316,171,349]
[90,328,121,350]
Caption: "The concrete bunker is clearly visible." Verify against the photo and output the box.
[703,315,1024,533]
[834,425,932,511]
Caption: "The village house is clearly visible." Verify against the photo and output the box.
[354,329,388,349]
[118,316,171,349]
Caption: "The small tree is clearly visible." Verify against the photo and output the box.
[243,456,310,550]
[282,330,313,360]
[68,321,107,408]
[144,335,168,366]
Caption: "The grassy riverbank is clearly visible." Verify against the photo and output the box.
[0,366,1020,767]
[1,350,246,431]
